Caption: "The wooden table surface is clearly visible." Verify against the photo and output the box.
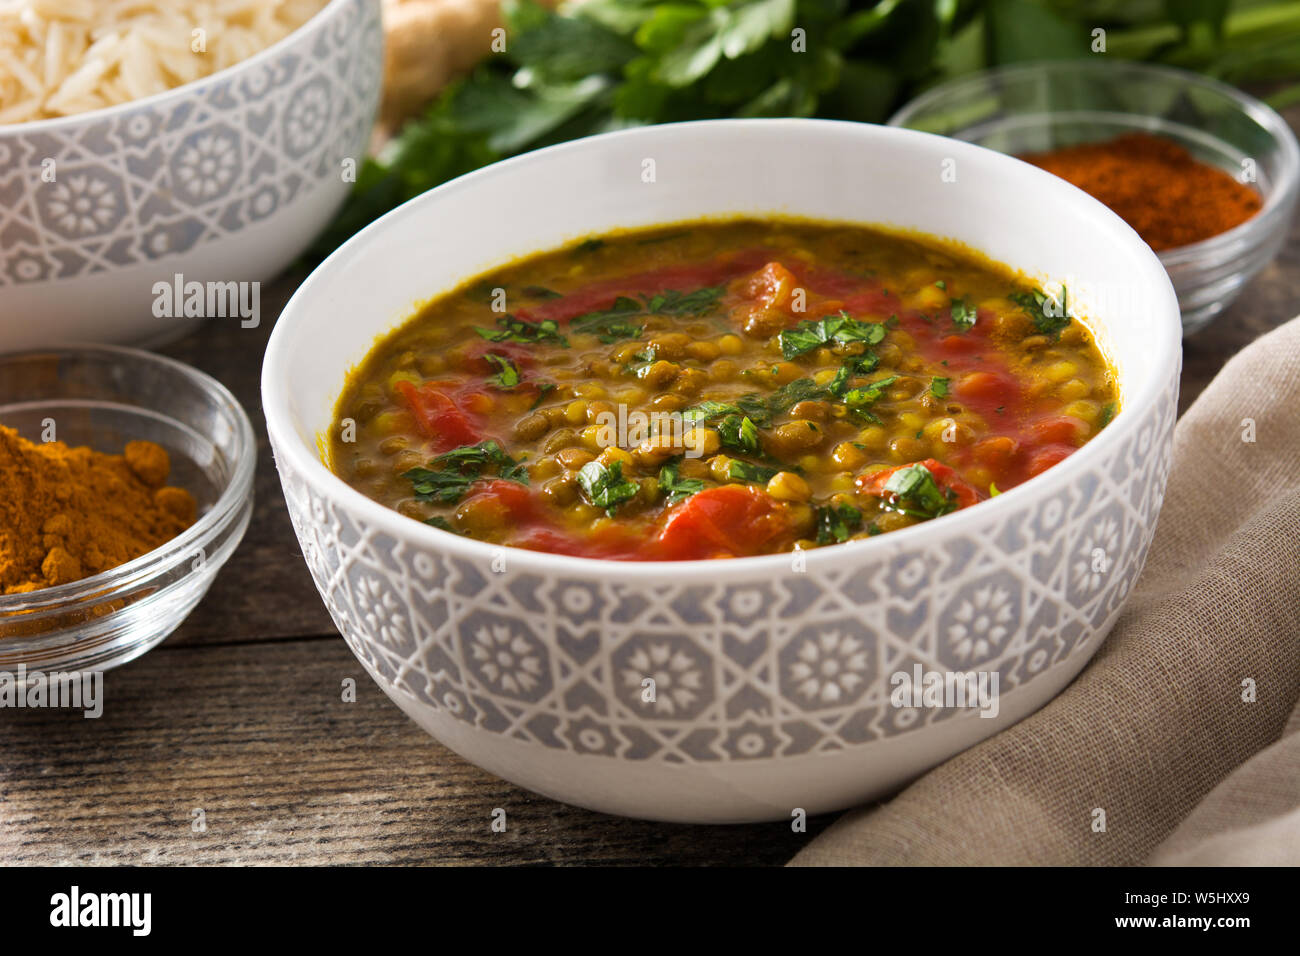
[4,109,1299,866]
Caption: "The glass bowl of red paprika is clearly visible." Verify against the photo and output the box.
[889,60,1300,335]
[0,345,256,675]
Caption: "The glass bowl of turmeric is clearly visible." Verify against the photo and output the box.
[0,345,255,673]
[889,60,1300,334]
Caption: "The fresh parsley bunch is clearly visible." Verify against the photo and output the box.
[308,0,1300,260]
[309,0,959,258]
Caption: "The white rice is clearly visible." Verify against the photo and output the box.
[0,0,329,123]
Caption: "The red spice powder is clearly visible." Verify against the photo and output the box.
[1018,132,1262,252]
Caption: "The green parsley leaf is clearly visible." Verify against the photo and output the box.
[570,285,724,343]
[1009,286,1072,338]
[577,458,639,514]
[658,457,706,503]
[765,378,829,418]
[404,468,477,504]
[827,353,880,398]
[881,463,957,521]
[814,502,863,544]
[717,414,761,454]
[842,375,897,424]
[728,459,779,485]
[404,439,530,505]
[930,376,950,398]
[570,295,643,342]
[483,353,522,388]
[950,296,976,332]
[476,314,569,346]
[1098,401,1117,429]
[779,312,886,359]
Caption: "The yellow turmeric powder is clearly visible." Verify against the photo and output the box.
[0,425,197,595]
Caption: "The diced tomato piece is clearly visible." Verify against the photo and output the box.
[395,380,482,452]
[514,527,585,556]
[955,370,1019,404]
[972,435,1019,468]
[513,524,643,561]
[1030,415,1088,446]
[1025,444,1075,478]
[939,333,984,355]
[654,485,795,560]
[743,262,799,311]
[461,479,534,521]
[855,458,982,510]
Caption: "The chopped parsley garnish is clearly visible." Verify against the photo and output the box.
[684,390,781,430]
[577,459,639,514]
[483,353,521,388]
[424,516,459,533]
[624,344,661,375]
[779,312,887,359]
[645,286,725,317]
[934,280,946,290]
[1009,286,1072,338]
[570,286,724,343]
[658,458,706,504]
[828,353,880,397]
[728,460,778,485]
[766,378,829,417]
[881,464,957,520]
[814,502,863,544]
[930,376,950,398]
[950,296,976,332]
[404,439,529,504]
[681,398,743,423]
[1098,402,1117,429]
[570,296,644,343]
[717,414,761,454]
[842,375,897,424]
[476,314,568,347]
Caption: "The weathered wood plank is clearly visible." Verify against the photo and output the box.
[0,638,828,865]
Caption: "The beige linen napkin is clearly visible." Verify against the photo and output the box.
[790,315,1300,867]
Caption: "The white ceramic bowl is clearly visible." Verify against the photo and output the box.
[0,0,382,349]
[263,119,1182,823]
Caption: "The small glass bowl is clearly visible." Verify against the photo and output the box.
[0,345,255,673]
[888,60,1300,334]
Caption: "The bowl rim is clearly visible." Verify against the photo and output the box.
[262,117,1181,583]
[0,342,257,615]
[0,0,358,137]
[886,59,1300,267]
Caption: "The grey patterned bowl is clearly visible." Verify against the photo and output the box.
[263,119,1182,823]
[0,0,382,349]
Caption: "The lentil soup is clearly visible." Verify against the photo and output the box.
[329,219,1118,561]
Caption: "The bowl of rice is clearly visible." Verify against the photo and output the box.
[0,0,383,348]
